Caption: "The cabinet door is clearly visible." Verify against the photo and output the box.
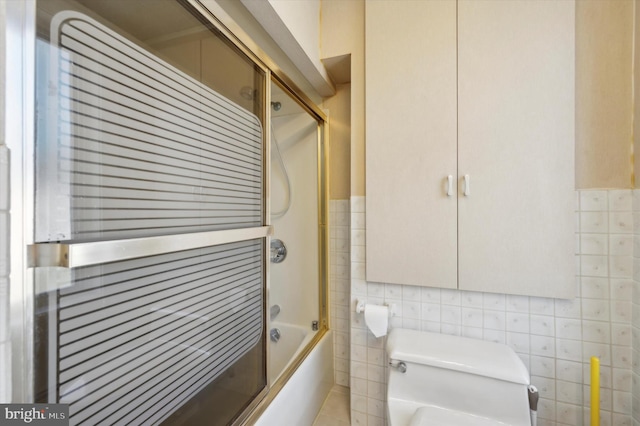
[365,1,457,287]
[457,0,575,298]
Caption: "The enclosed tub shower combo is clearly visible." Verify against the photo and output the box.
[7,0,329,425]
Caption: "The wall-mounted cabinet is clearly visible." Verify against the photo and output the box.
[365,0,575,298]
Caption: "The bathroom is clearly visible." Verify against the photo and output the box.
[0,0,639,426]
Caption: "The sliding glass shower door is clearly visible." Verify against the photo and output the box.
[31,1,269,424]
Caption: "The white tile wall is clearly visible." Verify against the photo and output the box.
[331,199,351,388]
[350,190,637,426]
[631,191,640,426]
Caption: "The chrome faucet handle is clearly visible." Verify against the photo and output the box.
[389,359,407,373]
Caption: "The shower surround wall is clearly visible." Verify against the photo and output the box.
[351,190,636,426]
[633,194,640,425]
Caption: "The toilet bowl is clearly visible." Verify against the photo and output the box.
[386,328,532,425]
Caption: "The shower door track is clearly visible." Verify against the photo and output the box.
[28,226,273,269]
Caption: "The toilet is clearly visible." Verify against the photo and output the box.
[386,328,532,425]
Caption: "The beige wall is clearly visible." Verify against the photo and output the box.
[321,0,365,197]
[576,0,634,189]
[322,0,637,194]
[635,0,640,187]
[324,83,351,200]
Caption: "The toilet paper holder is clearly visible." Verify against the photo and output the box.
[355,299,396,316]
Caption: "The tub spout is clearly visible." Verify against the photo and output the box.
[270,328,281,343]
[270,304,281,320]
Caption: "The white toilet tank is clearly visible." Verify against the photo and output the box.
[387,328,531,426]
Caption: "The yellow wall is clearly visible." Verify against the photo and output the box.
[324,83,351,200]
[321,0,365,197]
[576,0,634,189]
[635,0,640,185]
[322,0,637,195]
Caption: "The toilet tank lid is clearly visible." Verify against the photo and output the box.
[387,328,530,385]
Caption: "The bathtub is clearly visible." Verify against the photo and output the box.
[269,322,314,384]
[256,329,333,426]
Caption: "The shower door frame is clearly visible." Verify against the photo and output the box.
[6,0,329,421]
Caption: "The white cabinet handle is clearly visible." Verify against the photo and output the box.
[463,174,470,196]
[446,175,453,196]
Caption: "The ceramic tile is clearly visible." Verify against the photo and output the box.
[611,235,633,256]
[351,197,365,213]
[461,326,483,340]
[580,190,608,211]
[612,301,632,324]
[611,279,633,301]
[483,293,506,310]
[506,331,530,354]
[530,334,555,357]
[483,310,506,331]
[506,295,530,313]
[401,317,419,330]
[581,255,609,277]
[351,230,365,247]
[613,368,633,392]
[611,256,633,279]
[483,329,506,344]
[530,355,556,378]
[609,190,633,212]
[556,401,583,424]
[461,307,483,327]
[533,375,557,400]
[347,191,640,426]
[581,277,610,299]
[556,338,583,362]
[583,342,612,366]
[530,297,555,315]
[440,288,461,305]
[555,298,582,319]
[582,298,610,321]
[402,301,420,319]
[351,212,365,230]
[366,397,384,418]
[557,380,583,404]
[582,320,611,344]
[440,323,461,336]
[421,303,441,322]
[420,287,441,303]
[614,391,632,414]
[612,323,632,347]
[384,283,402,300]
[530,314,554,336]
[580,211,608,233]
[401,285,420,301]
[506,312,530,333]
[610,212,633,234]
[556,359,583,383]
[461,291,483,308]
[581,233,609,255]
[612,346,632,369]
[440,305,461,325]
